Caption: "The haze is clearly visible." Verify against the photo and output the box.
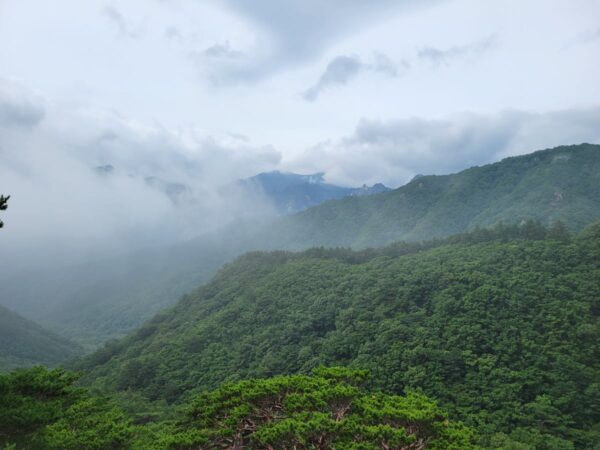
[1,0,600,265]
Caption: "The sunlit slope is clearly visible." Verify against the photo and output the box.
[79,224,600,447]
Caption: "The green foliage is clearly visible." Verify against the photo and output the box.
[144,368,480,449]
[0,367,476,450]
[0,305,82,371]
[0,367,83,445]
[0,367,135,449]
[43,398,133,450]
[78,223,600,448]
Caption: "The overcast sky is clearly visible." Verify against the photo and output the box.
[1,0,600,257]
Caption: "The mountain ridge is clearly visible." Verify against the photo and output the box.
[1,143,598,347]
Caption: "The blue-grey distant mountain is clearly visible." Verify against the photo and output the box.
[236,171,391,214]
[94,166,389,212]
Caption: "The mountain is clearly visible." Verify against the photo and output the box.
[267,143,600,248]
[233,171,391,214]
[1,144,598,348]
[94,165,391,212]
[0,304,82,370]
[77,223,600,448]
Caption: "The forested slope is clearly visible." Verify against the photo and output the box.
[269,143,600,248]
[79,222,600,448]
[0,305,82,370]
[2,144,598,348]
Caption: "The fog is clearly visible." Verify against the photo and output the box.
[0,77,281,272]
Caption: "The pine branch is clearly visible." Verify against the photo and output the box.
[0,194,9,228]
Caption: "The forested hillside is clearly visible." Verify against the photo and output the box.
[2,144,598,348]
[78,222,600,448]
[0,305,82,370]
[269,143,600,248]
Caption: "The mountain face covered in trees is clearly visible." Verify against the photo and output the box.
[77,222,600,448]
[268,143,600,248]
[0,304,82,370]
[1,144,599,349]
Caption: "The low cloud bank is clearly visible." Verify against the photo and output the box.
[0,77,280,269]
[289,107,600,187]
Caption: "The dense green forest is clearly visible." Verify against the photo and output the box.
[2,144,598,348]
[75,221,600,448]
[0,366,478,449]
[0,305,81,371]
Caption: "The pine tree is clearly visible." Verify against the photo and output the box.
[0,195,9,228]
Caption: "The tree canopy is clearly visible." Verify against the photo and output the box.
[77,222,600,448]
[0,366,478,450]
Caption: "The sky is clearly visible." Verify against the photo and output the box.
[1,0,600,258]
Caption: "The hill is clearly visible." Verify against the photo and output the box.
[78,222,600,448]
[0,304,82,370]
[1,144,599,348]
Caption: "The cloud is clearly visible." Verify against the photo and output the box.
[189,41,252,85]
[564,27,600,49]
[584,27,600,42]
[372,52,402,77]
[302,55,362,102]
[200,42,244,60]
[418,35,498,66]
[164,26,182,40]
[301,34,494,102]
[0,78,45,128]
[288,106,600,187]
[204,0,441,84]
[302,53,403,102]
[102,5,139,38]
[0,78,281,268]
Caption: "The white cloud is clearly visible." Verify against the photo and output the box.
[0,78,45,128]
[202,0,440,83]
[288,107,600,187]
[417,34,498,66]
[0,78,280,268]
[102,5,140,38]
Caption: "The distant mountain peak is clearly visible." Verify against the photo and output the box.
[238,171,390,214]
